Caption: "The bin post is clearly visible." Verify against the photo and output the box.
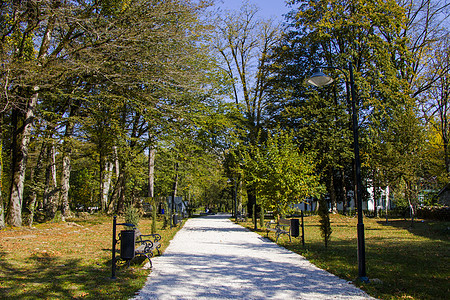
[301,210,305,247]
[111,219,136,279]
[290,218,300,237]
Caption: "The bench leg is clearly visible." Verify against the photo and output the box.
[145,255,153,269]
[139,254,153,269]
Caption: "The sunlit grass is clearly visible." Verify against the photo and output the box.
[243,214,449,300]
[0,214,183,299]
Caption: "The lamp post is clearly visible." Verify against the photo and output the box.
[307,62,368,282]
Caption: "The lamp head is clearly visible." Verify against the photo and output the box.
[306,68,334,87]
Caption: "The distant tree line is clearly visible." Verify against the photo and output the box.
[1,0,448,229]
[0,0,237,228]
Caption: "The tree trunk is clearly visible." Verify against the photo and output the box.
[7,92,38,227]
[107,147,121,214]
[60,143,71,219]
[25,138,48,226]
[101,161,113,212]
[60,102,80,220]
[407,181,415,227]
[327,169,338,214]
[171,163,179,227]
[341,168,348,215]
[385,186,390,224]
[0,190,3,229]
[148,147,156,198]
[149,142,157,232]
[238,178,243,213]
[114,146,120,178]
[0,135,4,229]
[246,187,256,218]
[444,132,450,175]
[44,143,59,220]
[409,198,415,226]
[116,170,126,214]
[372,169,378,218]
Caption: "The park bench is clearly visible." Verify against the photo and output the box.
[265,218,292,242]
[173,214,183,226]
[117,227,162,269]
[133,229,162,268]
[236,212,246,222]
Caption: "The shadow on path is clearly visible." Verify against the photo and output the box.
[134,214,373,299]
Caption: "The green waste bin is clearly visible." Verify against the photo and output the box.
[290,218,300,237]
[120,230,135,260]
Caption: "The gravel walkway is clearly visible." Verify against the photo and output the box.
[133,214,375,300]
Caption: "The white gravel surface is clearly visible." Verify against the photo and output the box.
[133,214,375,300]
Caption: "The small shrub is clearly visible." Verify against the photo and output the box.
[152,202,157,234]
[318,198,332,248]
[417,206,450,221]
[259,206,265,228]
[163,202,169,229]
[252,204,257,229]
[124,204,140,229]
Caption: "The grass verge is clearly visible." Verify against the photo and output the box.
[0,214,184,299]
[242,214,449,300]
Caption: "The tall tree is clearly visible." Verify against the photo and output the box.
[0,120,4,229]
[268,0,419,212]
[244,129,323,218]
[1,0,219,225]
[419,37,450,181]
[212,1,282,215]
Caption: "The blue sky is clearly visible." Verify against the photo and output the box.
[216,0,291,20]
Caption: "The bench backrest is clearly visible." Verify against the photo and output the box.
[278,218,291,226]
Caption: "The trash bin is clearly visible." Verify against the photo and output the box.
[120,230,135,260]
[173,214,178,225]
[290,218,300,237]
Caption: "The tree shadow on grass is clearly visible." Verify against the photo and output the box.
[376,219,450,241]
[280,234,449,299]
[0,250,147,299]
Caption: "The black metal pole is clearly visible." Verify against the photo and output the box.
[111,215,117,279]
[307,64,367,281]
[171,196,175,228]
[349,62,368,282]
[301,210,305,247]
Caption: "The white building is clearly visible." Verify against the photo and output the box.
[366,186,393,212]
[167,196,188,216]
[293,185,393,213]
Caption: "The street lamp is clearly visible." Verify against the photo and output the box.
[307,62,368,283]
[306,68,334,87]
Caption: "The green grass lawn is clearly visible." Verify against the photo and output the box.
[2,213,448,299]
[0,214,183,299]
[244,214,449,300]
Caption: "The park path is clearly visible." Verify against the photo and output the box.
[133,214,375,300]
